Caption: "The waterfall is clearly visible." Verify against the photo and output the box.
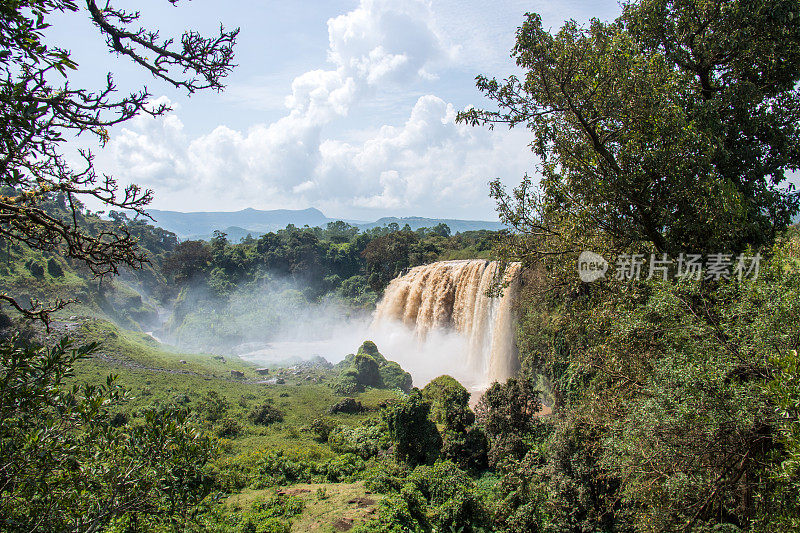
[371,260,522,386]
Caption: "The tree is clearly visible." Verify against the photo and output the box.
[475,377,543,466]
[458,0,800,257]
[0,2,234,528]
[0,0,237,319]
[383,388,441,466]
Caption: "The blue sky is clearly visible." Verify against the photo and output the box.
[54,1,623,220]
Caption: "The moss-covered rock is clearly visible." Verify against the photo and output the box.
[379,361,413,393]
[357,340,387,365]
[334,341,412,395]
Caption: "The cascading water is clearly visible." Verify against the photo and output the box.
[371,260,522,387]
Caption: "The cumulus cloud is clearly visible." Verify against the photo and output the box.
[99,0,533,219]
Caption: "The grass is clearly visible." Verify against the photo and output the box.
[226,481,382,532]
[58,316,401,464]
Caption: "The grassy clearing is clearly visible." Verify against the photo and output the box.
[226,481,382,532]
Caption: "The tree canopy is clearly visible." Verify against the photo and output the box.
[459,0,800,257]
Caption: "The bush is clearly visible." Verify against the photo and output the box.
[249,403,284,426]
[46,258,63,277]
[357,340,387,365]
[217,417,242,438]
[327,421,386,459]
[236,494,304,533]
[328,397,363,414]
[310,417,334,442]
[252,451,313,487]
[422,375,473,431]
[383,388,441,466]
[409,461,488,532]
[333,369,363,395]
[196,390,229,422]
[27,261,44,278]
[322,452,366,482]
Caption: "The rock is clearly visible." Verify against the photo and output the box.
[179,360,187,364]
[256,368,270,375]
[230,370,244,379]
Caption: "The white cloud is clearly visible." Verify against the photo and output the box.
[98,0,534,220]
[105,93,533,218]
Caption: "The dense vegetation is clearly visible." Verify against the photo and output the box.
[2,0,800,532]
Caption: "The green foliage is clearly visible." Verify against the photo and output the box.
[328,397,364,414]
[328,420,388,459]
[358,461,489,533]
[310,417,334,442]
[249,402,285,426]
[235,494,304,533]
[198,389,230,422]
[476,377,543,466]
[46,257,63,277]
[334,341,412,394]
[357,340,387,364]
[352,352,382,387]
[27,260,43,278]
[423,375,474,431]
[767,349,800,531]
[409,461,488,532]
[0,337,216,530]
[218,417,243,438]
[460,0,800,255]
[383,389,442,466]
[423,376,487,472]
[379,361,413,393]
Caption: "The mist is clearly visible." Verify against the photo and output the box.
[152,260,521,391]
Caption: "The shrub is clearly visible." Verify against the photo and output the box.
[383,388,441,466]
[217,417,242,438]
[422,375,474,431]
[249,403,284,426]
[46,258,63,277]
[27,261,44,278]
[310,417,334,442]
[196,390,229,422]
[237,494,304,533]
[409,461,488,532]
[379,361,413,393]
[252,451,313,488]
[357,340,387,365]
[327,421,386,459]
[333,369,363,395]
[322,452,366,482]
[328,397,363,414]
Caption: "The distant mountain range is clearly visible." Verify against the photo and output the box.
[146,207,504,240]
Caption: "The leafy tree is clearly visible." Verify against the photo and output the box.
[458,0,800,256]
[383,388,441,466]
[379,361,413,393]
[0,0,236,318]
[196,389,229,423]
[422,375,474,431]
[475,377,543,466]
[422,375,488,471]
